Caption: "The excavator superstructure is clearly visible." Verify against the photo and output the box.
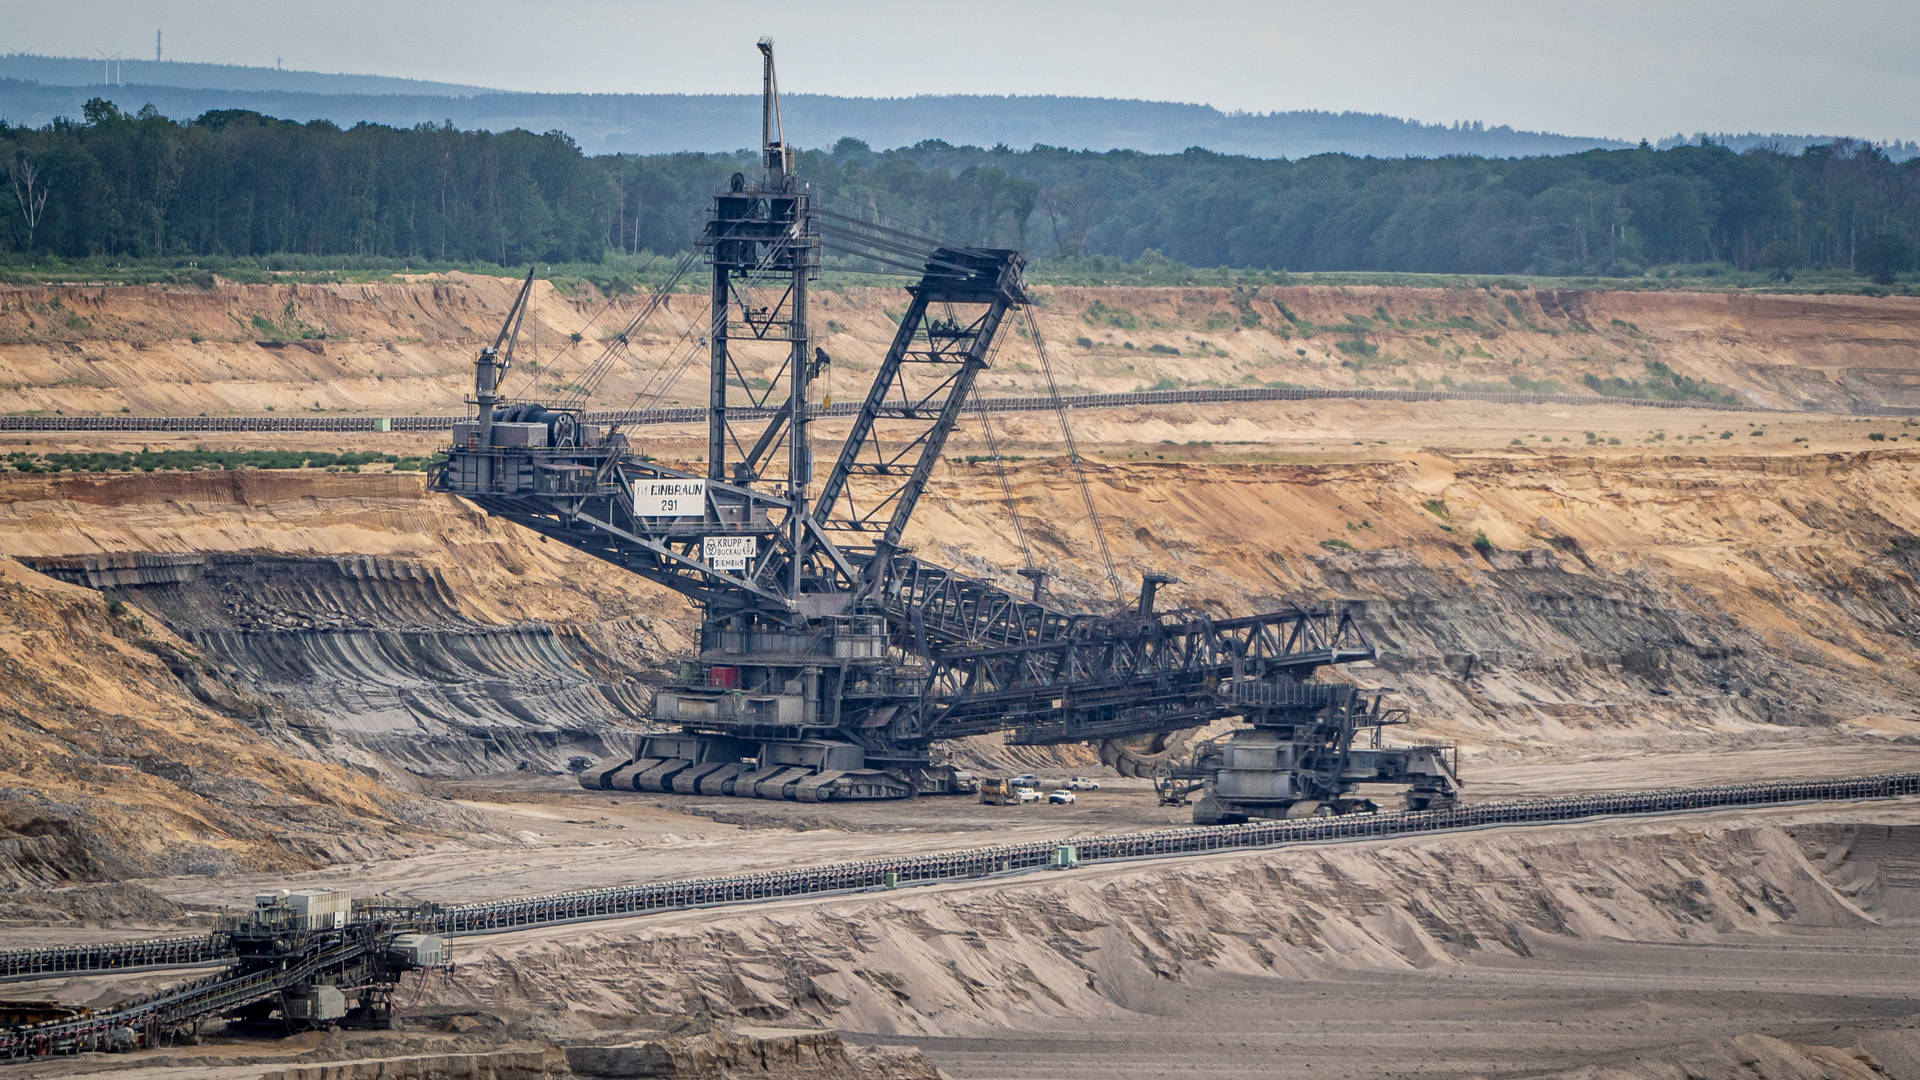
[433,40,1458,822]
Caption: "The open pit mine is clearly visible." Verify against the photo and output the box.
[0,39,1915,1080]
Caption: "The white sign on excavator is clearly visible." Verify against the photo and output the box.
[634,478,705,517]
[703,535,757,571]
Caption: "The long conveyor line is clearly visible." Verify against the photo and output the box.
[0,382,1778,433]
[428,770,1920,934]
[0,933,231,983]
[7,770,1915,985]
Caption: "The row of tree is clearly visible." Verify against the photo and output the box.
[815,138,1919,278]
[3,104,1916,280]
[2,101,614,263]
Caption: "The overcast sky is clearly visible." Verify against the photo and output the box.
[4,0,1915,143]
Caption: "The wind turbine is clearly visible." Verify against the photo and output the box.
[93,50,124,85]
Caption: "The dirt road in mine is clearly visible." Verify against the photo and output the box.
[106,744,1920,916]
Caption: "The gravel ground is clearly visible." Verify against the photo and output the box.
[115,741,1920,914]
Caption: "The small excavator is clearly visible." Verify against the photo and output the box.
[433,39,1458,822]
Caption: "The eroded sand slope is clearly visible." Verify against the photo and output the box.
[437,809,1920,1079]
[0,555,464,888]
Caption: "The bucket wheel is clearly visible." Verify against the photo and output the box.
[1098,727,1203,779]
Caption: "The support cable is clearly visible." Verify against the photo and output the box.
[555,210,775,413]
[1022,304,1123,604]
[611,223,801,426]
[504,255,656,402]
[812,186,991,255]
[813,220,979,277]
[970,355,1037,576]
[549,244,706,411]
[813,209,987,270]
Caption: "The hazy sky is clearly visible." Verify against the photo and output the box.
[4,0,1916,142]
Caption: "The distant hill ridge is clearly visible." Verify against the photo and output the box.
[0,52,492,97]
[1,52,1914,161]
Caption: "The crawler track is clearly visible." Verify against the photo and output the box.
[0,384,1776,433]
[6,770,1913,987]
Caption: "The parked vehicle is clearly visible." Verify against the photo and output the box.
[1008,774,1039,788]
[1048,789,1076,805]
[1017,787,1042,804]
[978,778,1014,805]
[1066,777,1100,791]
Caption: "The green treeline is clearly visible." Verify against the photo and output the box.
[809,138,1919,279]
[2,103,1916,281]
[0,101,614,263]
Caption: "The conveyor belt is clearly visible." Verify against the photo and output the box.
[0,933,230,983]
[12,770,1916,983]
[0,383,1779,433]
[434,770,1919,935]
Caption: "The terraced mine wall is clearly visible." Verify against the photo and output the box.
[25,552,654,775]
[8,442,1920,792]
[911,448,1920,754]
[4,431,1920,879]
[0,468,698,882]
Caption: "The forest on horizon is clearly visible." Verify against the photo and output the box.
[1,102,1915,284]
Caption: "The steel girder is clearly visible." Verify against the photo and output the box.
[896,608,1375,743]
[813,248,1026,551]
[859,550,1074,651]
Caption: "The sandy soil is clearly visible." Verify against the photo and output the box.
[893,930,1920,1079]
[3,278,1918,416]
[414,802,1920,1080]
[4,279,1920,1076]
[107,744,1920,918]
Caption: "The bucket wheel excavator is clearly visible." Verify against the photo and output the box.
[432,40,1458,822]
